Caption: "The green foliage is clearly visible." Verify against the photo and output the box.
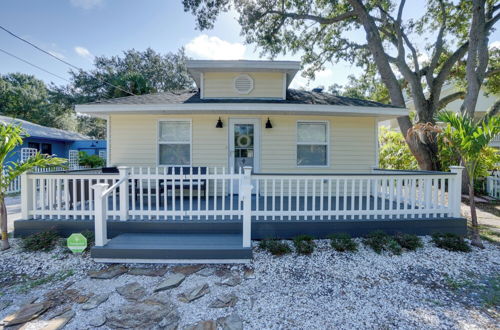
[292,235,316,255]
[0,124,67,191]
[22,230,60,252]
[437,111,500,181]
[439,134,500,179]
[0,73,77,131]
[78,151,105,168]
[68,48,193,101]
[363,231,402,255]
[328,233,358,252]
[431,232,471,252]
[378,127,418,170]
[81,230,95,249]
[16,270,74,293]
[258,238,292,256]
[394,233,423,251]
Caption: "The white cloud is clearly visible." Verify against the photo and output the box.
[74,46,93,59]
[489,41,500,50]
[70,0,103,10]
[185,34,246,60]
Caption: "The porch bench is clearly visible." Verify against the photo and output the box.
[162,166,208,197]
[131,166,208,198]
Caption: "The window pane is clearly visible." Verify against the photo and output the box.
[297,123,327,143]
[159,121,190,142]
[159,144,190,165]
[297,145,327,166]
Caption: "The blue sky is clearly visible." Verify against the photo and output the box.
[0,0,498,90]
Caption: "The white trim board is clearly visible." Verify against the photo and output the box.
[77,103,407,118]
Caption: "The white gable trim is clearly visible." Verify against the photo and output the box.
[76,103,407,118]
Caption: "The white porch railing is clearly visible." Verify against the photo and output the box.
[21,166,464,248]
[487,172,500,199]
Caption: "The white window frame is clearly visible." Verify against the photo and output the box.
[157,119,192,166]
[296,120,330,168]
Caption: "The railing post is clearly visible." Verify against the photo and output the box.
[117,166,130,221]
[449,166,464,217]
[370,166,378,198]
[92,183,109,247]
[20,173,33,220]
[241,166,253,248]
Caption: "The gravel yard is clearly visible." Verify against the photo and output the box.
[0,236,499,329]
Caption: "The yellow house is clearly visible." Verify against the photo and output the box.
[77,60,407,173]
[16,60,467,263]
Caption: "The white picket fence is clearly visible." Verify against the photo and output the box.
[4,166,91,194]
[22,166,464,221]
[21,165,464,248]
[487,172,500,199]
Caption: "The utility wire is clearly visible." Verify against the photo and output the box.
[0,47,71,83]
[0,24,136,96]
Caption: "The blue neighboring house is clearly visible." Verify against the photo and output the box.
[0,115,106,163]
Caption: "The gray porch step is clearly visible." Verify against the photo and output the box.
[91,233,252,263]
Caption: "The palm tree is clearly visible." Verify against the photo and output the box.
[436,111,500,248]
[0,124,67,250]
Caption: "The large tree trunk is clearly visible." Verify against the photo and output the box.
[398,115,441,171]
[468,178,484,248]
[0,196,10,251]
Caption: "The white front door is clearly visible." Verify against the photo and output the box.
[229,118,260,191]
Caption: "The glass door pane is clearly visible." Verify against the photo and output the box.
[234,124,254,170]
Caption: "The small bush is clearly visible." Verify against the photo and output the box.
[81,230,95,250]
[22,230,60,252]
[363,230,403,255]
[431,233,471,252]
[293,235,316,255]
[259,239,292,256]
[394,233,423,251]
[328,233,358,252]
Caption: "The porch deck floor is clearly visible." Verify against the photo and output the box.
[91,232,252,262]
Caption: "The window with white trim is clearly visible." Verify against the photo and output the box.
[158,121,191,165]
[297,121,328,166]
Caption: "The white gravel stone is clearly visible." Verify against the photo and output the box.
[0,237,498,329]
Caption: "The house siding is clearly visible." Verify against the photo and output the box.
[108,114,377,173]
[203,72,284,99]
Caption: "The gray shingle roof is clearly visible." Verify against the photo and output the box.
[0,115,90,141]
[88,89,402,108]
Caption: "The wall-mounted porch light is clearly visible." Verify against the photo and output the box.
[265,117,273,129]
[216,117,223,128]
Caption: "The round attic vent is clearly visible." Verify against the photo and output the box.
[233,74,254,94]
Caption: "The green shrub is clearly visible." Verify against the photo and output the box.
[378,127,418,170]
[78,151,105,168]
[22,230,60,252]
[431,233,471,252]
[394,233,423,251]
[81,230,95,250]
[328,233,358,252]
[259,239,292,256]
[292,235,316,255]
[363,230,403,255]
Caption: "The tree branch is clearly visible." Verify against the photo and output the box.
[481,98,500,122]
[438,91,465,109]
[266,10,356,25]
[427,0,447,87]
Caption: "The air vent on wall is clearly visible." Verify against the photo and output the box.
[233,74,254,94]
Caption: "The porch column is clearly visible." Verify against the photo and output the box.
[92,183,109,247]
[449,166,464,218]
[241,166,253,248]
[117,166,130,221]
